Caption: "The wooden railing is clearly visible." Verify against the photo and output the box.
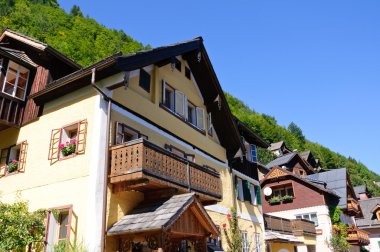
[264,214,316,236]
[0,94,24,128]
[347,228,370,245]
[109,138,222,200]
[231,157,259,181]
[347,198,360,215]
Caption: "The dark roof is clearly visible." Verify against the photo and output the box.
[269,141,284,151]
[266,152,297,169]
[233,117,269,148]
[356,197,380,229]
[107,193,216,236]
[354,185,367,198]
[306,168,348,208]
[31,37,243,160]
[299,150,311,160]
[0,46,37,67]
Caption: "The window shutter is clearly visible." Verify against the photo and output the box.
[208,112,213,135]
[184,96,188,120]
[162,80,166,104]
[115,122,123,144]
[48,128,61,162]
[175,90,185,116]
[17,140,28,172]
[255,185,262,205]
[45,211,58,252]
[237,177,244,201]
[243,180,251,201]
[196,107,205,130]
[76,119,88,154]
[250,184,256,205]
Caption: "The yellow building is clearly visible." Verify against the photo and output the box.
[0,29,266,251]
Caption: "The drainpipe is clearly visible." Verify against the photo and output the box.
[90,68,111,252]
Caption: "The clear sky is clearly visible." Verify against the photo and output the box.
[59,0,380,174]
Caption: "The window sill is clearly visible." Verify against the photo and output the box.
[2,170,22,177]
[159,104,206,135]
[59,153,77,161]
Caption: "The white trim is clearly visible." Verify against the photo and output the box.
[86,94,108,251]
[111,103,228,168]
[232,169,260,186]
[205,204,261,224]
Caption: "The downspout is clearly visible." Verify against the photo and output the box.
[90,68,111,252]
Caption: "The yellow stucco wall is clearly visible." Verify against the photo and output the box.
[269,242,296,252]
[0,87,98,244]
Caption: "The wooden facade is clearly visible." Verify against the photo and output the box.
[264,214,316,236]
[346,228,370,246]
[109,138,222,203]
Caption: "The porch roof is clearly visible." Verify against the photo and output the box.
[265,231,303,244]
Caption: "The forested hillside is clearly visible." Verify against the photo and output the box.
[1,0,379,195]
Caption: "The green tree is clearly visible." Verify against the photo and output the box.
[70,5,83,17]
[288,121,305,144]
[0,200,47,251]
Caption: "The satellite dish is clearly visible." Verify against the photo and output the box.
[264,187,272,196]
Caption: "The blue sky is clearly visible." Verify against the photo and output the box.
[60,0,380,174]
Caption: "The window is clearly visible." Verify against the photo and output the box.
[250,145,257,162]
[45,206,73,251]
[0,141,27,176]
[174,58,181,72]
[162,80,205,131]
[295,213,318,226]
[115,122,147,145]
[242,231,249,252]
[208,112,213,136]
[48,120,87,162]
[272,185,294,198]
[165,144,195,162]
[255,233,261,252]
[139,69,151,93]
[1,60,30,100]
[185,66,191,79]
[235,177,244,201]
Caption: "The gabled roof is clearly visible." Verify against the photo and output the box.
[107,193,218,236]
[261,167,338,197]
[266,152,297,169]
[0,28,81,69]
[269,141,285,151]
[299,150,311,160]
[31,37,243,160]
[354,185,367,198]
[356,197,380,229]
[306,168,356,209]
[233,116,269,148]
[0,46,37,67]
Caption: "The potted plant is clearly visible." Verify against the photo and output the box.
[282,195,294,203]
[7,160,18,173]
[59,139,77,156]
[269,196,282,205]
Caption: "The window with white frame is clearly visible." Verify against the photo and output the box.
[115,122,147,145]
[272,185,294,198]
[0,141,27,176]
[236,177,244,201]
[295,213,318,226]
[242,231,249,252]
[255,233,261,252]
[162,80,205,130]
[1,60,30,100]
[45,207,73,251]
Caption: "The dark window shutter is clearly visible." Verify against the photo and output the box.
[255,185,262,205]
[243,180,251,201]
[139,69,151,93]
[185,67,191,79]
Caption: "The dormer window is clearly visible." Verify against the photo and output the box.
[2,61,30,100]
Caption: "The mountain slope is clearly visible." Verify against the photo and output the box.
[1,0,379,195]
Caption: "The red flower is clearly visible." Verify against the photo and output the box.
[70,139,77,144]
[59,143,65,149]
[227,214,232,219]
[12,160,17,164]
[222,223,227,228]
[66,141,70,145]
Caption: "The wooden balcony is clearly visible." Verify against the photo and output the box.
[0,94,24,131]
[109,138,222,203]
[264,214,316,236]
[347,198,360,216]
[347,228,370,246]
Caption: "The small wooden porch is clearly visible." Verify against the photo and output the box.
[107,193,219,252]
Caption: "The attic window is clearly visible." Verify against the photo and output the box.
[1,61,30,101]
[175,59,181,72]
[185,67,191,79]
[139,69,151,93]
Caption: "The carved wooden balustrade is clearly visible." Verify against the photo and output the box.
[264,214,316,236]
[347,228,370,246]
[0,94,24,130]
[109,138,222,202]
[347,198,360,216]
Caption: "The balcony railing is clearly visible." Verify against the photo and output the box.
[109,138,222,202]
[0,94,24,129]
[347,228,370,246]
[264,214,316,236]
[231,157,259,181]
[347,198,360,216]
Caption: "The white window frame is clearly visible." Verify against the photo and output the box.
[1,60,30,101]
[208,112,213,135]
[242,231,249,252]
[196,107,205,130]
[295,212,318,226]
[255,233,261,252]
[174,90,186,117]
[236,177,244,201]
[250,183,257,205]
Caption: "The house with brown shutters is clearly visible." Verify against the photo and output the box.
[261,166,370,252]
[0,28,267,252]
